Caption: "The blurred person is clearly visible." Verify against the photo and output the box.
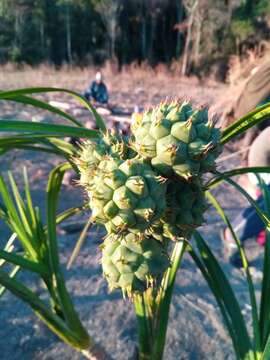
[84,71,109,105]
[222,127,270,267]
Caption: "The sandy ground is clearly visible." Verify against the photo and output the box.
[0,67,264,360]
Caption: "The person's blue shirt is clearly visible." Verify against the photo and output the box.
[84,81,109,104]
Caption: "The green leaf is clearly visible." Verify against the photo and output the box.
[55,206,84,225]
[0,249,47,276]
[188,247,243,358]
[0,167,91,349]
[0,233,17,267]
[0,120,98,139]
[67,217,92,269]
[192,231,252,358]
[258,180,270,348]
[8,172,34,239]
[206,191,261,353]
[0,144,60,156]
[23,168,37,229]
[263,333,270,360]
[221,103,270,144]
[1,94,83,127]
[0,135,76,157]
[41,138,76,156]
[134,294,152,358]
[0,265,20,298]
[152,241,186,360]
[0,87,106,132]
[224,177,270,231]
[0,174,38,260]
[46,163,90,337]
[206,167,270,190]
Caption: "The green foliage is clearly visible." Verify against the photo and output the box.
[231,19,255,41]
[0,166,90,349]
[230,0,270,51]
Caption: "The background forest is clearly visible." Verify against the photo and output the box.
[0,0,269,79]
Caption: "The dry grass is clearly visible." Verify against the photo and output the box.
[0,62,226,120]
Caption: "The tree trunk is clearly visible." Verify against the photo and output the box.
[110,18,117,60]
[181,0,197,76]
[65,3,72,64]
[162,17,169,63]
[39,19,46,59]
[175,1,183,59]
[141,10,147,60]
[147,13,156,64]
[193,17,202,67]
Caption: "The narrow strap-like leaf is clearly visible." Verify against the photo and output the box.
[152,241,186,360]
[46,163,90,335]
[206,167,270,190]
[55,206,84,225]
[263,332,270,360]
[0,250,47,276]
[0,175,37,259]
[134,294,152,359]
[206,191,261,353]
[0,120,98,139]
[1,94,83,127]
[193,231,252,358]
[224,177,270,231]
[258,180,270,348]
[0,87,106,132]
[8,172,33,239]
[221,103,270,144]
[0,137,75,158]
[23,168,37,231]
[188,247,242,359]
[0,265,20,297]
[67,217,93,269]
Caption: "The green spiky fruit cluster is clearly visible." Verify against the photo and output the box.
[88,157,167,234]
[101,233,170,297]
[131,100,221,180]
[75,101,222,297]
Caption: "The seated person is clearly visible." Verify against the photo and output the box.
[84,71,109,105]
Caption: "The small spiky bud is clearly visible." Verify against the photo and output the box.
[86,157,167,234]
[101,233,170,297]
[74,130,136,189]
[161,178,207,240]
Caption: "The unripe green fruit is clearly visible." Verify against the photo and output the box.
[75,131,134,189]
[162,179,207,240]
[131,100,222,179]
[88,157,167,234]
[101,233,170,297]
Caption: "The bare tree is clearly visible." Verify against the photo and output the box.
[92,0,122,60]
[179,0,231,76]
[181,0,198,76]
[57,0,73,63]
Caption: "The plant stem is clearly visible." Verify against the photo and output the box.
[151,240,186,360]
[134,293,152,359]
